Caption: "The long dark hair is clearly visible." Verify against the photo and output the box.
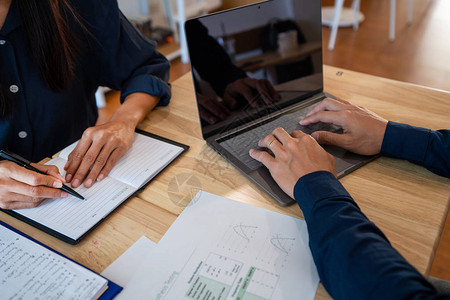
[0,0,80,118]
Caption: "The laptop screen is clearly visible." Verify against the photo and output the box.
[185,0,323,139]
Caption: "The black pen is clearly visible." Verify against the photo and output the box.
[0,149,85,200]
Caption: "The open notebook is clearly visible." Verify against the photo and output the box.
[0,221,122,299]
[2,130,188,244]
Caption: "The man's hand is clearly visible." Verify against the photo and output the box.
[249,127,336,199]
[300,98,388,155]
[0,161,67,209]
[64,92,158,188]
[223,78,281,109]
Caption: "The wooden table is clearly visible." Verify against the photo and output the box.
[1,65,449,299]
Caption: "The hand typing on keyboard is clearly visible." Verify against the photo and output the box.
[249,127,337,198]
[300,97,388,155]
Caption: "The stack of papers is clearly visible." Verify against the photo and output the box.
[103,191,319,300]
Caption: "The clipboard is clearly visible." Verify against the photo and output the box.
[0,220,123,299]
[1,129,189,244]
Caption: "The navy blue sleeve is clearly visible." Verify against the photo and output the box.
[294,171,446,300]
[91,1,171,106]
[381,122,450,178]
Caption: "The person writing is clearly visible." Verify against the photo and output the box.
[0,0,170,209]
[249,97,449,299]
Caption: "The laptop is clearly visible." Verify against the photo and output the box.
[185,0,376,206]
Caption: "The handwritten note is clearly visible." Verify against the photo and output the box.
[0,223,107,300]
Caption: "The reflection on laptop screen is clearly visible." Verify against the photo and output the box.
[185,0,323,139]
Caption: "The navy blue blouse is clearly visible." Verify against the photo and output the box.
[294,122,450,299]
[0,0,171,162]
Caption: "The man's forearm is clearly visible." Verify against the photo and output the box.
[381,122,450,178]
[294,171,439,300]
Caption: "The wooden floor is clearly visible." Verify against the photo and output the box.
[102,0,449,281]
[322,0,450,92]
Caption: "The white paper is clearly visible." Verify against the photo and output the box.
[13,133,184,241]
[101,236,157,287]
[0,224,107,300]
[119,191,319,300]
[13,157,135,240]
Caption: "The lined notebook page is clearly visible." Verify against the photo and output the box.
[60,133,184,189]
[0,223,107,299]
[14,157,135,240]
[12,132,184,241]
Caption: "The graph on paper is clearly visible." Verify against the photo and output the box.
[217,223,259,254]
[256,234,296,268]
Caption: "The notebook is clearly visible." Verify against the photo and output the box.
[185,0,376,206]
[1,129,188,244]
[0,221,122,300]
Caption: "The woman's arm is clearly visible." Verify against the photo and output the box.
[64,1,171,187]
[64,93,157,188]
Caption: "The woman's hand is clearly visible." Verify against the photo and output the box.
[63,120,135,188]
[250,127,336,199]
[0,161,67,209]
[300,98,388,155]
[64,92,159,188]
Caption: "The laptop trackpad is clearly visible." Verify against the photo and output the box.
[324,145,376,177]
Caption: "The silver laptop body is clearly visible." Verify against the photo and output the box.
[185,0,375,206]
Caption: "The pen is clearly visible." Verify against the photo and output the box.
[0,149,85,200]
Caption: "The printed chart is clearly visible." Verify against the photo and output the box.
[186,253,242,299]
[236,267,279,300]
[217,224,259,254]
[185,253,279,300]
[256,234,296,268]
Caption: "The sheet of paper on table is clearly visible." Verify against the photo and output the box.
[101,236,157,287]
[117,191,319,300]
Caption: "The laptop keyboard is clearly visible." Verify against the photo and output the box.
[219,106,341,170]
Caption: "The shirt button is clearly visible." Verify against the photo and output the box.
[9,85,19,93]
[0,40,5,45]
[18,131,28,139]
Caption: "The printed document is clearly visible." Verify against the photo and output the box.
[119,191,319,300]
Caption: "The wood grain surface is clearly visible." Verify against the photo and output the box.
[1,66,448,299]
